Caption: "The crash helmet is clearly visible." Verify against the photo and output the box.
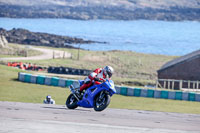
[103,66,114,78]
[46,95,51,102]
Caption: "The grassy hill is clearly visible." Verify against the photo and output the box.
[0,0,200,21]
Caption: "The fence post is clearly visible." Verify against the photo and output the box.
[172,81,175,90]
[193,81,195,89]
[63,51,65,59]
[164,81,166,89]
[188,81,190,89]
[179,80,182,89]
[168,80,170,89]
[53,51,55,59]
[156,80,158,88]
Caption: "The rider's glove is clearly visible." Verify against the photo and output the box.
[84,77,91,84]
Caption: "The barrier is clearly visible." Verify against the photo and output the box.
[51,77,59,86]
[36,75,45,85]
[175,91,182,100]
[120,87,128,96]
[182,92,189,101]
[58,78,66,87]
[154,90,161,98]
[127,88,134,96]
[24,74,32,83]
[168,91,175,100]
[18,72,200,102]
[44,77,51,86]
[66,80,74,87]
[195,94,200,102]
[30,75,37,84]
[115,86,121,94]
[147,89,154,97]
[18,73,25,82]
[134,88,141,97]
[161,90,169,99]
[189,92,195,101]
[140,89,147,97]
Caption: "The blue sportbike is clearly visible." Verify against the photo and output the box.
[66,79,116,111]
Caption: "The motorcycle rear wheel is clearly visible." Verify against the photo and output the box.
[66,94,78,109]
[94,92,110,112]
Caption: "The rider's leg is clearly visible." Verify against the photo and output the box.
[80,81,93,91]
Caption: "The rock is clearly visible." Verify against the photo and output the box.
[0,28,102,48]
[0,37,4,48]
[0,35,8,48]
[2,36,8,44]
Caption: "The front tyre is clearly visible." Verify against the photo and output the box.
[94,92,111,112]
[66,94,78,109]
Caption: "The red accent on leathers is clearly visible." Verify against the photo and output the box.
[79,68,106,92]
[80,82,93,91]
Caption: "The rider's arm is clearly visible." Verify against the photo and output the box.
[84,68,102,84]
[88,68,102,80]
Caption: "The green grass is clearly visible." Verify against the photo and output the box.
[0,53,22,58]
[0,43,43,57]
[110,95,200,114]
[8,44,177,86]
[0,64,200,114]
[1,44,178,86]
[0,65,68,104]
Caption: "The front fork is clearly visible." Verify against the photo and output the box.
[70,85,80,101]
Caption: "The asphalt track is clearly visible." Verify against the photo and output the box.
[0,101,200,133]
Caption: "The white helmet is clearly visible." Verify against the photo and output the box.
[103,66,114,78]
[46,95,51,102]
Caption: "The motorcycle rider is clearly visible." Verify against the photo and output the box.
[43,95,55,104]
[75,66,114,97]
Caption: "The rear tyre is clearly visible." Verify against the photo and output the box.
[66,94,78,109]
[94,92,110,112]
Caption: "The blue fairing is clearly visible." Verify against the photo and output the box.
[77,80,116,108]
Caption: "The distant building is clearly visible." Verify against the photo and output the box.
[157,49,200,90]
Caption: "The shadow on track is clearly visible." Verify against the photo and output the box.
[42,107,66,110]
[42,106,92,112]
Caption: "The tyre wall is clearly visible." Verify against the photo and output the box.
[48,66,92,76]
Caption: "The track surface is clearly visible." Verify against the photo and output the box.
[0,101,200,133]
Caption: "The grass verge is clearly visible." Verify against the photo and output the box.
[2,44,177,86]
[0,64,200,114]
[0,43,43,57]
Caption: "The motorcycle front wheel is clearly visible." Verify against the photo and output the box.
[66,94,78,109]
[94,92,111,112]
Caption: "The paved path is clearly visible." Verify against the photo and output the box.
[0,47,71,61]
[0,101,200,133]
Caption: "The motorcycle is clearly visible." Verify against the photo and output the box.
[66,79,116,111]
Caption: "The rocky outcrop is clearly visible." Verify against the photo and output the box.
[0,28,99,48]
[0,35,8,48]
